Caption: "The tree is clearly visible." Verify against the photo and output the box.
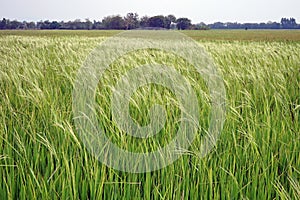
[167,14,176,23]
[147,15,174,29]
[195,22,210,30]
[140,16,149,28]
[50,21,61,29]
[74,19,85,29]
[9,20,22,29]
[0,18,7,29]
[281,17,297,28]
[163,16,171,29]
[102,15,125,29]
[148,15,165,28]
[84,19,93,30]
[26,22,36,29]
[166,14,176,29]
[92,20,103,29]
[176,18,191,30]
[124,13,139,29]
[38,20,51,29]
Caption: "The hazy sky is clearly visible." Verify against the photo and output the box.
[1,0,299,23]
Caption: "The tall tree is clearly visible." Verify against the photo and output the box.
[148,15,165,28]
[0,18,8,29]
[140,16,149,28]
[167,14,176,23]
[124,13,139,29]
[26,22,36,29]
[92,20,103,29]
[84,19,93,30]
[50,21,61,29]
[102,15,125,29]
[176,18,191,30]
[281,17,297,28]
[9,20,22,29]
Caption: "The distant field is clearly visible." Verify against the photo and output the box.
[183,29,300,41]
[1,29,300,41]
[0,30,299,199]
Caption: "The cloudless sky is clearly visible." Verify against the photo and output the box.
[1,0,299,23]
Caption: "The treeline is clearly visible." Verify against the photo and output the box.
[0,14,202,30]
[0,14,299,30]
[211,18,299,29]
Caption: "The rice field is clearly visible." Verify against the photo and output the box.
[0,30,299,199]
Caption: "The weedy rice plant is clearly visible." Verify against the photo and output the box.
[0,32,299,199]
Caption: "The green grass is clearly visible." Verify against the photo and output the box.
[0,31,299,199]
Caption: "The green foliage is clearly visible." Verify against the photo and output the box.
[148,16,166,28]
[176,18,192,30]
[102,15,126,30]
[124,13,139,30]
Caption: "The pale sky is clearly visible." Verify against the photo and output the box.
[1,0,299,24]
